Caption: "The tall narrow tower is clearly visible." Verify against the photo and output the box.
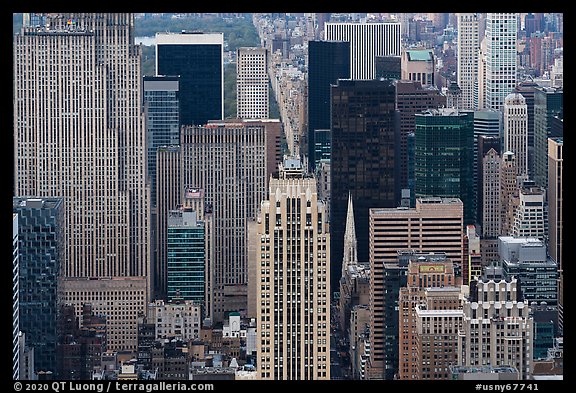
[457,13,479,110]
[256,157,331,380]
[237,47,269,119]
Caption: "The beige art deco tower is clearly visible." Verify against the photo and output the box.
[504,93,529,177]
[255,157,330,380]
[14,13,150,351]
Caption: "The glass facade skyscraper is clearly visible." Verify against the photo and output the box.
[156,32,224,127]
[330,79,400,290]
[307,40,350,171]
[167,209,206,304]
[414,109,475,224]
[13,197,64,375]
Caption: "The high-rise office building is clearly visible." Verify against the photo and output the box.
[511,183,546,240]
[457,13,480,110]
[181,119,271,321]
[13,213,20,381]
[398,254,457,380]
[155,146,182,300]
[324,21,401,80]
[458,275,534,380]
[533,86,563,189]
[414,109,475,224]
[414,287,463,379]
[500,151,522,237]
[307,40,350,171]
[476,37,487,110]
[330,79,400,291]
[499,237,557,305]
[60,277,147,352]
[485,13,518,111]
[368,198,464,379]
[375,55,401,80]
[513,80,539,177]
[503,93,529,177]
[167,208,205,304]
[237,47,269,120]
[396,80,446,195]
[14,15,152,350]
[255,157,331,380]
[143,75,180,208]
[13,197,64,375]
[548,137,562,332]
[473,110,501,220]
[478,136,501,232]
[401,48,435,88]
[156,32,224,126]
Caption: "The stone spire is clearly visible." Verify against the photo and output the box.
[342,191,358,277]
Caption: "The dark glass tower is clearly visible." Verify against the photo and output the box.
[156,32,223,127]
[330,79,400,290]
[533,86,563,189]
[13,197,64,375]
[307,40,350,172]
[414,109,475,225]
[143,75,180,207]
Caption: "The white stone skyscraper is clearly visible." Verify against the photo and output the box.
[14,13,150,351]
[457,13,479,110]
[504,93,529,177]
[237,47,269,119]
[324,21,401,80]
[485,13,518,111]
[255,157,331,380]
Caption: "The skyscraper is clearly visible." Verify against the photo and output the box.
[330,79,400,291]
[13,213,20,381]
[503,93,529,177]
[395,80,446,197]
[143,75,180,208]
[473,109,501,220]
[458,275,534,379]
[398,254,457,380]
[533,86,563,189]
[414,109,475,224]
[255,157,330,380]
[155,146,182,300]
[13,197,64,375]
[457,13,480,110]
[167,208,205,304]
[181,119,270,321]
[368,198,464,379]
[14,14,152,339]
[324,21,401,80]
[485,13,518,111]
[511,184,546,240]
[307,40,350,171]
[237,47,269,119]
[548,137,563,333]
[156,32,224,126]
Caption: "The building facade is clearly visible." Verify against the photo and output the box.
[255,158,331,380]
[324,22,401,80]
[181,120,270,321]
[547,137,562,332]
[503,93,529,177]
[13,197,64,375]
[414,109,475,224]
[307,40,350,171]
[458,276,533,379]
[401,49,435,88]
[485,13,518,111]
[156,32,224,126]
[14,13,152,309]
[457,13,480,110]
[330,79,400,291]
[237,47,269,120]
